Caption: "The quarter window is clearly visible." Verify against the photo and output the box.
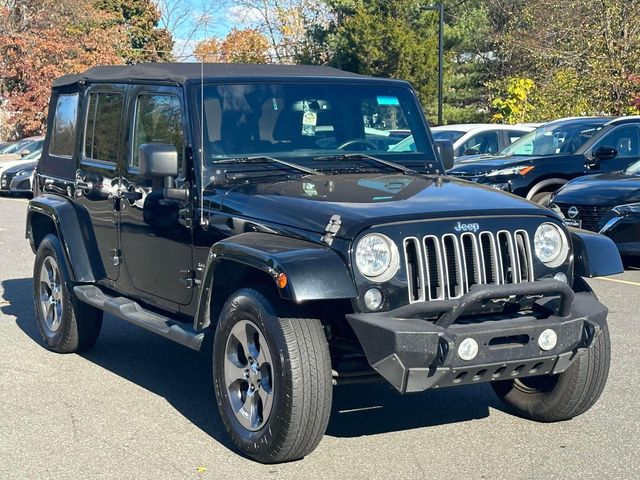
[49,94,79,157]
[84,92,124,162]
[131,94,184,168]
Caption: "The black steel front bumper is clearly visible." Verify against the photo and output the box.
[346,280,607,393]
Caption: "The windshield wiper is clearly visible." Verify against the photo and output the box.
[315,153,417,175]
[215,155,322,176]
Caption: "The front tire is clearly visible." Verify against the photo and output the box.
[492,324,610,422]
[213,288,332,463]
[33,234,102,353]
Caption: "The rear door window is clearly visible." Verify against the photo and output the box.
[84,92,125,162]
[459,131,500,156]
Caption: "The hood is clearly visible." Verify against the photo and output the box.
[553,172,640,205]
[4,161,37,174]
[0,158,33,174]
[448,155,543,175]
[211,173,554,238]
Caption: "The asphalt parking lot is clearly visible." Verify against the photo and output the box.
[1,196,639,479]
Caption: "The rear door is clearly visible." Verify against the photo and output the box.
[75,85,127,281]
[118,85,194,307]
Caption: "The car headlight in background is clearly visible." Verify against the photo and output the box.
[534,222,569,267]
[15,169,33,177]
[486,165,535,177]
[612,203,640,216]
[355,233,399,281]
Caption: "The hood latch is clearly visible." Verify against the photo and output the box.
[321,215,342,246]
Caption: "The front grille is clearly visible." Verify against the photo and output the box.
[555,203,613,232]
[0,173,8,189]
[403,230,534,303]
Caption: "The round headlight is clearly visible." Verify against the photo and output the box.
[534,223,568,266]
[355,233,398,280]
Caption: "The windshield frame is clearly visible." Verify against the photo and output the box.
[189,80,441,184]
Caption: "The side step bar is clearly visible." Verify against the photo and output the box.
[74,285,204,351]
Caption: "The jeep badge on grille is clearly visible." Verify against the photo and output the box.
[454,221,480,233]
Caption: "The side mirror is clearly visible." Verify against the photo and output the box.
[139,143,179,179]
[138,143,189,202]
[435,140,455,170]
[20,149,31,157]
[593,146,618,162]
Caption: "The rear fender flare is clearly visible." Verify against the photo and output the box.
[194,232,357,330]
[26,194,99,283]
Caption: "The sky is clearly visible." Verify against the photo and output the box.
[159,1,259,61]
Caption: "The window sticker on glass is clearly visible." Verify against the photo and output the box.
[302,110,318,136]
[377,96,400,106]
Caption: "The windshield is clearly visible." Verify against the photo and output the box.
[625,159,640,175]
[197,83,433,174]
[500,121,605,156]
[432,130,465,143]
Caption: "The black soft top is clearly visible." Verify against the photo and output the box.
[53,63,404,88]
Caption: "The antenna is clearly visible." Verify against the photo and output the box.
[199,1,208,228]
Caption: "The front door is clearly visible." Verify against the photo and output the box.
[75,85,127,282]
[588,124,640,172]
[118,85,194,306]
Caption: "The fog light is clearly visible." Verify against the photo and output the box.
[458,338,479,361]
[363,288,383,310]
[554,272,568,283]
[538,329,557,351]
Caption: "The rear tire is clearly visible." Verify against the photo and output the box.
[213,288,332,463]
[33,234,102,353]
[492,324,610,422]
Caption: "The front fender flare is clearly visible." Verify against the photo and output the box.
[194,233,357,330]
[570,228,623,278]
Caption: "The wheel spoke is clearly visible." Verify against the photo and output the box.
[224,358,247,388]
[242,390,259,428]
[258,387,272,417]
[40,262,52,290]
[232,323,250,352]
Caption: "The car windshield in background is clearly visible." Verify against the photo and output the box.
[198,83,431,169]
[625,159,640,175]
[432,130,465,143]
[500,122,605,156]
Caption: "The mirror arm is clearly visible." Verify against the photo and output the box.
[163,186,190,202]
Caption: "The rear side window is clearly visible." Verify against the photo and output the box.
[131,94,184,168]
[84,92,124,162]
[49,94,79,157]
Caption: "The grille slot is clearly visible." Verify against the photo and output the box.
[403,230,534,303]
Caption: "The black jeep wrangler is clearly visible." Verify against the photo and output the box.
[27,64,623,463]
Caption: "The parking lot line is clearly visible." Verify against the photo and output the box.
[594,276,640,287]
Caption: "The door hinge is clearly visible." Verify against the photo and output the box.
[180,270,201,289]
[179,208,193,228]
[110,249,122,266]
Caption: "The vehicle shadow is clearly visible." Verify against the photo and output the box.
[2,277,503,446]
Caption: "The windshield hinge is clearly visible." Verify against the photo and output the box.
[321,215,342,246]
